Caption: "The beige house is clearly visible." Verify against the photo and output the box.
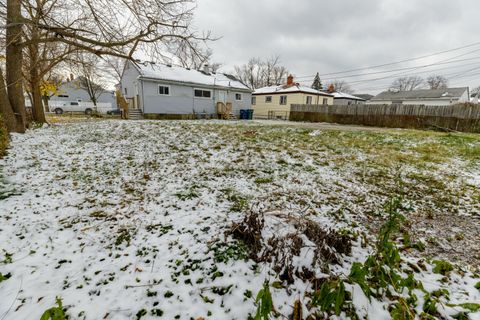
[252,75,334,119]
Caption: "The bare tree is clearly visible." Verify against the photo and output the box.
[234,58,264,89]
[390,76,424,91]
[234,56,288,89]
[71,53,109,108]
[174,42,221,72]
[472,86,480,96]
[101,56,126,83]
[327,80,354,93]
[1,0,211,132]
[263,56,285,86]
[426,75,448,90]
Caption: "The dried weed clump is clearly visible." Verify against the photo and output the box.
[228,209,353,283]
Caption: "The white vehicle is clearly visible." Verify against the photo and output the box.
[49,101,114,115]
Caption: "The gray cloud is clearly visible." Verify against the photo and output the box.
[193,0,480,93]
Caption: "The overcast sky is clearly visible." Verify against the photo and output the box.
[193,0,480,93]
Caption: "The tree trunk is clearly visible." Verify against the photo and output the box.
[30,78,46,123]
[42,95,50,113]
[0,67,17,132]
[29,45,47,123]
[6,0,26,133]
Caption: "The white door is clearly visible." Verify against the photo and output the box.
[219,91,227,103]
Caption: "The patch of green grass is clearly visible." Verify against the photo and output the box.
[135,309,147,319]
[0,272,11,283]
[432,260,454,275]
[211,241,248,263]
[115,228,132,247]
[151,309,163,317]
[254,177,273,184]
[175,187,200,200]
[145,223,173,235]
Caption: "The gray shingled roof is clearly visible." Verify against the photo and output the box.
[372,87,468,101]
[354,94,374,100]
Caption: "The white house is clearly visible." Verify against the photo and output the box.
[50,77,116,106]
[120,61,252,118]
[329,91,366,105]
[369,87,470,106]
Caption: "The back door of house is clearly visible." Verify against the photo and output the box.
[219,91,227,103]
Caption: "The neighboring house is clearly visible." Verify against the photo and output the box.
[353,94,374,102]
[120,61,252,117]
[328,91,366,105]
[471,92,479,104]
[369,87,470,106]
[50,77,116,107]
[252,75,334,119]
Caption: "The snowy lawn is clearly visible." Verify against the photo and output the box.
[1,120,480,319]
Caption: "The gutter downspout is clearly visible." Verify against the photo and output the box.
[141,78,145,114]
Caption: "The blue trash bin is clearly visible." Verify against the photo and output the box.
[239,109,247,120]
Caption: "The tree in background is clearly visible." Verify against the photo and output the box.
[472,86,480,96]
[327,80,354,93]
[264,56,288,87]
[174,42,222,72]
[1,0,210,132]
[390,76,424,91]
[70,53,109,109]
[311,72,322,91]
[234,56,289,89]
[426,75,448,90]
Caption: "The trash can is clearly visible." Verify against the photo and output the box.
[247,109,254,120]
[239,109,247,120]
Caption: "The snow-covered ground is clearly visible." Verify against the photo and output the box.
[0,120,479,319]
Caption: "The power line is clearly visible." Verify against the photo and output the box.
[297,48,480,84]
[294,40,480,79]
[295,48,480,91]
[297,60,480,87]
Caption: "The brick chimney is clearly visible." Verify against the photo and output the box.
[287,74,294,86]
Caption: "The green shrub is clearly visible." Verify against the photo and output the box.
[253,281,275,320]
[40,297,65,320]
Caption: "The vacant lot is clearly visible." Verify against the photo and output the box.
[1,120,479,319]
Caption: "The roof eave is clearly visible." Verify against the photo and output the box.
[138,76,252,92]
[253,90,333,97]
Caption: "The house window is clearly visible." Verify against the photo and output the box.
[322,98,328,105]
[194,89,212,99]
[252,97,256,105]
[280,95,287,105]
[158,85,170,95]
[306,96,312,104]
[58,95,69,98]
[124,87,128,96]
[235,93,242,101]
[265,96,272,103]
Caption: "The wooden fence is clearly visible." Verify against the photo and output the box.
[289,104,480,133]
